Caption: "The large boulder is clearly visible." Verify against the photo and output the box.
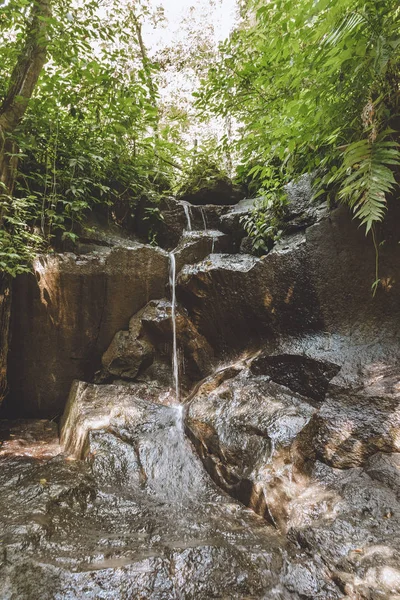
[177,202,400,359]
[185,356,400,599]
[179,178,244,206]
[177,234,322,354]
[100,298,214,392]
[185,359,339,527]
[7,245,169,418]
[296,388,400,468]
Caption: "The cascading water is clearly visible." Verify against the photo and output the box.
[200,207,207,231]
[169,252,179,402]
[181,201,192,232]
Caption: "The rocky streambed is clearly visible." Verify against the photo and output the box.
[2,182,400,599]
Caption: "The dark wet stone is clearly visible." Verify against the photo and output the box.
[188,203,229,231]
[101,330,154,380]
[306,203,400,335]
[179,178,244,206]
[282,175,328,233]
[366,452,400,498]
[99,298,214,390]
[186,367,316,527]
[177,243,322,355]
[174,230,232,271]
[250,353,340,406]
[219,197,257,249]
[134,195,187,249]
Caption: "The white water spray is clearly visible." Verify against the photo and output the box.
[200,207,207,231]
[169,252,179,401]
[181,202,192,232]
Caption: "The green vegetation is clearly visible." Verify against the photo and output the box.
[176,144,229,199]
[1,0,399,275]
[197,0,400,240]
[0,0,179,275]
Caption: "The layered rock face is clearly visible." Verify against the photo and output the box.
[7,244,170,417]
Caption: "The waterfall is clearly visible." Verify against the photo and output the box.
[200,207,207,231]
[169,252,179,401]
[181,202,192,232]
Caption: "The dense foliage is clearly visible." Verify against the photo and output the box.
[0,0,180,275]
[1,0,399,278]
[197,0,400,237]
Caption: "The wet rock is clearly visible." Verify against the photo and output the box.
[60,380,158,458]
[101,330,154,380]
[306,203,400,335]
[134,196,234,250]
[0,384,322,598]
[239,235,254,254]
[178,242,322,354]
[100,298,214,389]
[250,353,340,406]
[189,203,229,231]
[282,175,328,232]
[7,245,170,418]
[365,452,400,498]
[287,460,400,599]
[186,367,316,528]
[297,390,400,468]
[141,300,215,384]
[179,178,244,206]
[283,559,339,599]
[174,230,232,271]
[186,359,400,599]
[219,197,257,249]
[134,195,187,249]
[0,419,60,459]
[63,211,141,254]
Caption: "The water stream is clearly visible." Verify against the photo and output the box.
[200,207,207,231]
[181,201,192,231]
[169,252,179,401]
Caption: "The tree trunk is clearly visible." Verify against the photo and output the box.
[0,0,51,194]
[0,0,51,406]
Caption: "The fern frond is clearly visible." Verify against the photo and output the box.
[337,132,400,233]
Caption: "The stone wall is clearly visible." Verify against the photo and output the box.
[7,245,169,417]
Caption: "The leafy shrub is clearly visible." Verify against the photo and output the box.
[240,189,286,254]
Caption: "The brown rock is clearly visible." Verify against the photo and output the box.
[8,245,169,417]
[296,390,400,468]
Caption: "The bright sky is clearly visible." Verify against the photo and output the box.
[141,0,239,150]
[142,0,238,51]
